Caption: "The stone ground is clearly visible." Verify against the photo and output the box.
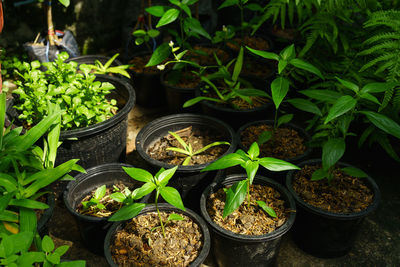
[48,104,400,266]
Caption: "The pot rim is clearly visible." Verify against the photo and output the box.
[200,173,296,242]
[104,203,211,267]
[285,159,381,220]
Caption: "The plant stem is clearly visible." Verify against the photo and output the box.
[246,179,251,208]
[155,191,166,238]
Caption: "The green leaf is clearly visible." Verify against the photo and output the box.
[289,59,323,79]
[336,77,359,93]
[42,235,55,253]
[219,0,239,9]
[168,131,189,151]
[160,186,185,211]
[277,114,293,128]
[145,6,166,17]
[0,191,15,212]
[280,44,295,60]
[17,251,45,266]
[247,142,260,159]
[271,77,290,110]
[278,60,288,74]
[94,185,106,200]
[19,207,37,233]
[156,8,180,28]
[146,43,171,67]
[131,182,156,200]
[202,153,246,171]
[110,192,126,203]
[257,130,272,145]
[245,161,259,184]
[148,29,160,38]
[53,245,69,258]
[258,158,300,171]
[223,180,247,218]
[9,199,49,210]
[0,93,5,149]
[194,141,230,155]
[183,96,222,108]
[167,213,184,221]
[324,95,357,124]
[359,93,381,105]
[322,138,345,170]
[235,88,269,97]
[287,98,322,116]
[246,46,279,61]
[57,0,70,7]
[123,167,153,183]
[157,166,178,187]
[300,89,342,103]
[341,167,368,178]
[183,17,211,40]
[57,260,86,267]
[360,111,400,139]
[109,203,146,221]
[360,82,397,94]
[256,201,277,217]
[311,168,328,181]
[232,46,244,83]
[0,173,18,192]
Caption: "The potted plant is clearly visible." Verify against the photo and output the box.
[285,78,400,257]
[135,113,237,211]
[199,142,299,266]
[10,52,136,170]
[104,166,211,266]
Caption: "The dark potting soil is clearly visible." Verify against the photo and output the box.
[165,70,201,89]
[128,55,160,74]
[187,46,230,66]
[240,124,306,159]
[110,211,203,267]
[292,165,374,213]
[202,89,269,110]
[207,184,289,235]
[147,126,229,166]
[233,56,274,79]
[227,35,271,51]
[75,183,129,218]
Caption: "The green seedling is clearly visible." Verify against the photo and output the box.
[87,53,131,78]
[202,142,299,218]
[81,185,107,211]
[166,130,230,166]
[109,166,185,238]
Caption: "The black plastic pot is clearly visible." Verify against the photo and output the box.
[37,192,55,237]
[236,120,313,183]
[55,74,135,170]
[127,52,165,107]
[135,113,237,212]
[104,203,211,266]
[200,174,296,267]
[285,159,381,258]
[63,163,147,255]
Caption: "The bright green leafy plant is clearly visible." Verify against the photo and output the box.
[132,29,160,51]
[13,52,118,130]
[86,53,131,78]
[202,142,299,218]
[166,130,230,166]
[81,185,107,211]
[109,166,185,238]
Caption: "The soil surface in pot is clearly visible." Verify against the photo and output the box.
[207,184,289,235]
[75,182,129,218]
[187,45,230,66]
[240,124,306,159]
[202,88,269,110]
[230,56,274,79]
[110,211,203,266]
[292,165,374,213]
[165,70,201,88]
[128,54,162,74]
[227,36,271,51]
[147,126,229,166]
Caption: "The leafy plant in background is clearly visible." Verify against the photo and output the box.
[166,130,230,166]
[13,52,118,130]
[202,142,299,218]
[109,166,185,238]
[301,78,400,180]
[86,53,131,78]
[132,28,160,52]
[183,46,269,109]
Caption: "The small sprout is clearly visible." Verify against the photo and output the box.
[169,40,174,47]
[157,64,166,70]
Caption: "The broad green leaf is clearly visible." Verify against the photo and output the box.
[256,201,277,217]
[287,98,322,116]
[167,147,191,156]
[280,44,295,60]
[360,82,398,94]
[194,141,230,155]
[131,182,156,200]
[322,138,345,169]
[232,46,244,83]
[94,185,106,200]
[53,245,69,258]
[299,89,342,103]
[258,158,300,171]
[160,186,185,211]
[0,210,19,222]
[202,153,246,171]
[311,168,328,181]
[132,29,146,37]
[183,17,211,40]
[359,92,381,105]
[168,131,189,151]
[324,95,357,124]
[148,29,160,38]
[109,203,146,221]
[17,251,45,266]
[0,173,18,192]
[57,0,70,7]
[146,43,171,67]
[156,8,180,28]
[109,192,126,203]
[0,192,15,212]
[341,167,368,178]
[336,77,359,93]
[277,114,293,128]
[19,207,37,233]
[257,131,272,145]
[157,166,178,187]
[167,213,184,221]
[271,77,290,110]
[2,232,33,256]
[57,260,86,267]
[123,167,153,183]
[360,111,400,139]
[219,0,239,9]
[9,199,49,210]
[246,46,279,61]
[245,161,259,184]
[247,142,260,159]
[145,6,166,17]
[223,180,247,218]
[278,60,288,74]
[42,235,54,253]
[235,88,269,97]
[289,58,323,79]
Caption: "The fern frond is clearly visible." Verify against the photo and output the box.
[359,53,395,72]
[363,32,400,45]
[380,86,395,111]
[359,41,400,55]
[393,86,400,112]
[299,31,318,57]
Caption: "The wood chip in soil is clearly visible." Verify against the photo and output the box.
[207,184,289,235]
[241,124,306,159]
[110,211,203,267]
[147,126,229,165]
[292,165,374,213]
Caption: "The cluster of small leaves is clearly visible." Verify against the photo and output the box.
[203,142,299,218]
[132,29,160,49]
[166,130,230,166]
[85,53,131,78]
[0,49,28,81]
[13,52,118,130]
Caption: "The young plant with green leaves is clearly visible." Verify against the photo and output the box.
[13,52,118,130]
[86,53,131,78]
[246,44,323,144]
[109,166,185,238]
[183,46,269,109]
[166,130,230,166]
[81,185,107,212]
[301,78,400,181]
[132,28,160,52]
[202,142,299,218]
